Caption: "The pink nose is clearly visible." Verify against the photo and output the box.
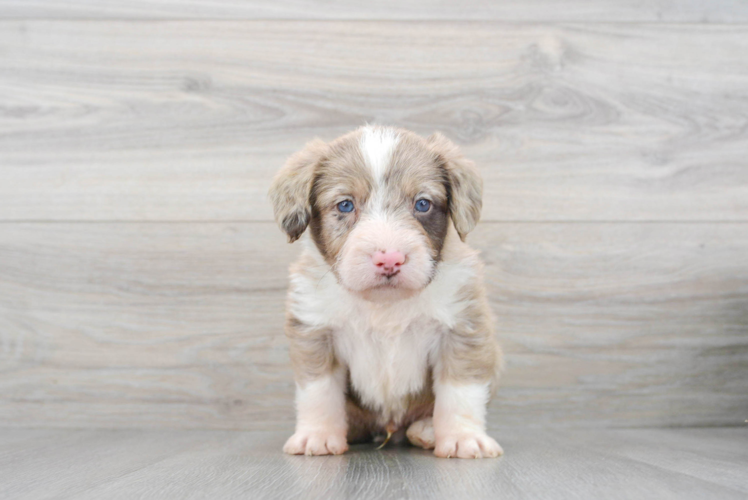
[372,250,406,275]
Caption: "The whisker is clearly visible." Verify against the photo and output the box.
[316,269,332,291]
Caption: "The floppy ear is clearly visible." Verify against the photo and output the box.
[268,139,327,243]
[428,132,483,241]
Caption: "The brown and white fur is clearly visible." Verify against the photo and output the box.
[269,126,503,459]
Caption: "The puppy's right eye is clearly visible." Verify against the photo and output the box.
[337,200,354,213]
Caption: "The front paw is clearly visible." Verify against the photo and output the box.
[434,431,503,459]
[283,428,348,456]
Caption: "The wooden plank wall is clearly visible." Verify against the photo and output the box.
[0,1,746,429]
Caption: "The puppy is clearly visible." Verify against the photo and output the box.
[269,126,503,459]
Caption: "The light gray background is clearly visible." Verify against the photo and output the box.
[1,0,747,437]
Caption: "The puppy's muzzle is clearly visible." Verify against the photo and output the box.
[372,250,405,278]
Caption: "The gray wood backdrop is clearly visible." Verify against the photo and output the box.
[0,1,746,431]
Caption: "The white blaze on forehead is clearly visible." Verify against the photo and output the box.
[360,127,399,185]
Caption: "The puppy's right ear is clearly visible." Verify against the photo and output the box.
[269,139,327,243]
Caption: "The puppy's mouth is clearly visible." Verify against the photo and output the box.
[364,275,408,295]
[377,270,401,282]
[336,260,438,303]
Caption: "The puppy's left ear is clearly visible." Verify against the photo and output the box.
[428,132,483,241]
[268,139,327,243]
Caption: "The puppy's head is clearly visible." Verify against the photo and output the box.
[269,126,482,301]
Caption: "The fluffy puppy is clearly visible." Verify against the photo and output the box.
[269,126,503,459]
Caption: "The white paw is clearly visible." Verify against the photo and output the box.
[283,428,348,456]
[406,417,435,450]
[434,431,503,459]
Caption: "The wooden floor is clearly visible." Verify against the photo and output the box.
[1,427,747,499]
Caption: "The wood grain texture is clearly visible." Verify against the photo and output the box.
[2,428,747,500]
[0,222,745,429]
[0,429,214,499]
[1,0,748,22]
[2,21,748,221]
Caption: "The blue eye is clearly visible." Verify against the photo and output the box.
[337,200,354,213]
[415,199,431,212]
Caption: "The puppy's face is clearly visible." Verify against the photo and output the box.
[270,127,482,301]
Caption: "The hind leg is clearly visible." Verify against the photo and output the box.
[406,417,435,450]
[346,397,378,444]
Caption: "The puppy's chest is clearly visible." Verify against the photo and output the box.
[333,315,440,421]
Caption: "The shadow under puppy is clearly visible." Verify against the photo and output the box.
[269,126,503,459]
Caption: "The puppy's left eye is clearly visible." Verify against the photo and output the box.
[415,199,431,213]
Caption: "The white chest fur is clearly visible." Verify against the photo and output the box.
[333,307,441,424]
[288,239,479,425]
